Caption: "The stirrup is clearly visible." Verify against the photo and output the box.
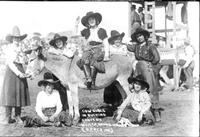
[84,78,92,88]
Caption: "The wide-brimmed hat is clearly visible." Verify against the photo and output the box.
[49,33,68,47]
[108,30,125,45]
[32,32,42,41]
[38,72,59,87]
[128,75,149,90]
[130,27,150,42]
[81,11,102,27]
[6,26,27,42]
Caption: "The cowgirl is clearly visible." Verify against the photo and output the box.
[0,26,30,124]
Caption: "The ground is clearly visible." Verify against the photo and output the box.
[0,69,199,136]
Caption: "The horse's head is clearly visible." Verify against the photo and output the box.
[25,46,46,79]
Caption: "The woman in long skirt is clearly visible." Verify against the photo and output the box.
[0,26,30,124]
[127,27,162,122]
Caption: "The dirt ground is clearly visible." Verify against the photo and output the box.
[0,70,199,136]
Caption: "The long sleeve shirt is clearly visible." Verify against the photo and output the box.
[127,42,160,65]
[5,43,26,76]
[35,90,62,118]
[118,90,151,114]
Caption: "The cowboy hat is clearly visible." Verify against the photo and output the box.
[128,75,149,90]
[32,32,42,41]
[38,72,59,87]
[33,32,41,37]
[5,34,12,43]
[81,11,102,27]
[108,30,125,45]
[130,27,150,42]
[6,26,27,42]
[49,33,68,47]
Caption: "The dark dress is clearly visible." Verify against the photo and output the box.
[127,42,161,109]
[0,63,30,107]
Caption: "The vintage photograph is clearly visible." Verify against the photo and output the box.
[0,1,199,136]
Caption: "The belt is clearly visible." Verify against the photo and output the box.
[89,41,102,46]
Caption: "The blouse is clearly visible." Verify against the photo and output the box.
[109,44,128,56]
[5,43,26,76]
[127,42,160,65]
[118,90,151,114]
[35,90,62,118]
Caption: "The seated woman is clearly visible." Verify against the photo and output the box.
[115,75,155,126]
[48,33,76,58]
[76,11,109,89]
[108,30,128,56]
[24,72,68,127]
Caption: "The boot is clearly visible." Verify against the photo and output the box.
[91,66,97,88]
[15,107,23,124]
[83,65,92,88]
[5,106,15,124]
[153,109,161,122]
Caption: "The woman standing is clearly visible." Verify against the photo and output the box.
[76,11,109,88]
[127,27,161,122]
[0,26,30,124]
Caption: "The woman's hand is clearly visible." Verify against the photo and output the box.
[18,73,27,78]
[49,115,56,122]
[18,73,31,78]
[138,112,143,122]
[41,116,49,122]
[115,110,122,121]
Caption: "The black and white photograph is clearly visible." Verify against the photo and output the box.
[0,1,199,136]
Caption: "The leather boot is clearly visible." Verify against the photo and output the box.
[83,65,92,88]
[5,106,15,124]
[153,109,161,122]
[91,66,97,88]
[15,107,23,124]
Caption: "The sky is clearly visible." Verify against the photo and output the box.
[0,2,199,46]
[0,1,199,76]
[0,1,129,40]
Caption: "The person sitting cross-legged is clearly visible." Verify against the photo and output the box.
[24,72,69,127]
[115,75,155,126]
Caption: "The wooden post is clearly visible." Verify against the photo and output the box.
[152,2,156,43]
[165,5,167,47]
[172,2,179,90]
[128,2,132,37]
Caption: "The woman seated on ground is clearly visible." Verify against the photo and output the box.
[24,72,69,127]
[115,75,155,126]
[108,30,128,56]
[48,33,76,58]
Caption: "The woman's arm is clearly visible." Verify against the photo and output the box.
[140,92,151,114]
[35,92,47,120]
[150,45,160,65]
[116,94,132,117]
[6,49,24,77]
[62,44,77,58]
[127,43,136,53]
